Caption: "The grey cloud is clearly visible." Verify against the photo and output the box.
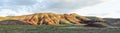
[0,0,37,6]
[0,0,38,14]
[0,0,103,16]
[11,0,37,5]
[33,0,103,13]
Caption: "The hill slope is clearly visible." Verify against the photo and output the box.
[0,13,105,26]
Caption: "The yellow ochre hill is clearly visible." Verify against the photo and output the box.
[0,12,105,25]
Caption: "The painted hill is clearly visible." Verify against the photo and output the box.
[0,12,105,26]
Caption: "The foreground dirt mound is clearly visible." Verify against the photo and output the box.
[0,13,105,25]
[0,20,30,25]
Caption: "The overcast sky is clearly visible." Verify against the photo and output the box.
[73,0,120,18]
[0,0,119,18]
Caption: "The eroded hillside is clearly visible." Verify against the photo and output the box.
[0,12,105,25]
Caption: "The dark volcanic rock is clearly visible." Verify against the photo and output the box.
[0,20,30,25]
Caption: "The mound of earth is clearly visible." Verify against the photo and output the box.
[103,18,120,27]
[0,20,30,25]
[0,12,105,26]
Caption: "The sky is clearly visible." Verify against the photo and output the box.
[0,0,119,18]
[72,0,120,18]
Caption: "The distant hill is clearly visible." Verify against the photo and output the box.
[103,18,120,27]
[86,16,120,27]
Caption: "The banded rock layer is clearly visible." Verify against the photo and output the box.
[0,13,105,25]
